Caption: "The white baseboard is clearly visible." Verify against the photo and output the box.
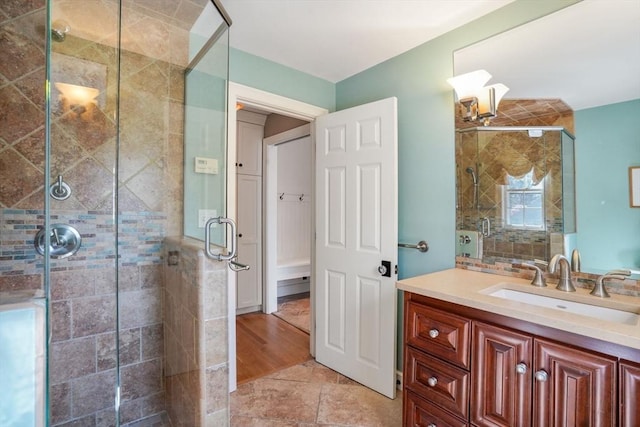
[277,277,310,297]
[236,305,262,315]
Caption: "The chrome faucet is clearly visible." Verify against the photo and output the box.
[548,254,575,292]
[590,269,631,298]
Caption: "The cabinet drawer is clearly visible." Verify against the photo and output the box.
[404,390,468,427]
[405,346,470,420]
[406,301,471,369]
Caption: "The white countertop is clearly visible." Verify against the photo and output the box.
[397,268,640,351]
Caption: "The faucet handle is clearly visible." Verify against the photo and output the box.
[590,270,631,298]
[514,262,546,287]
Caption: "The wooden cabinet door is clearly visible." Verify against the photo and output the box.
[471,322,532,427]
[533,339,616,427]
[620,361,640,427]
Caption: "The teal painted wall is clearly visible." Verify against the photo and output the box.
[575,99,640,273]
[230,48,336,111]
[336,0,577,280]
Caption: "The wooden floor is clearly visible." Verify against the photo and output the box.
[236,312,312,384]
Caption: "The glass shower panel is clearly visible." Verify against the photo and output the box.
[183,14,230,244]
[561,130,577,233]
[5,0,229,424]
[47,1,120,425]
[0,1,47,425]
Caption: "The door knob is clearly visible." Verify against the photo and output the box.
[534,370,549,382]
[378,260,391,277]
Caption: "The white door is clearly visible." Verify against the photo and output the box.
[315,97,398,398]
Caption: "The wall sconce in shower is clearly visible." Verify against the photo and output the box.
[54,82,99,117]
[447,69,509,125]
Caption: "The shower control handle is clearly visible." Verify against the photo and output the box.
[34,224,81,259]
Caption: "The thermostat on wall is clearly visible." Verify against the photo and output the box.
[194,157,218,174]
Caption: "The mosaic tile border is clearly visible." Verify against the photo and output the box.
[0,209,165,278]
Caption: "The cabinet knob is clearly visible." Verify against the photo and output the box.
[428,328,439,339]
[515,363,528,374]
[534,370,549,382]
[428,424,436,427]
[427,376,438,387]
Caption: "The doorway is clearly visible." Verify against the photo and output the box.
[227,83,329,391]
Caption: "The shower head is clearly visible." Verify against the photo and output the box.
[51,20,70,42]
[465,167,478,185]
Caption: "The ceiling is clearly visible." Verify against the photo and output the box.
[222,0,514,83]
[222,0,639,111]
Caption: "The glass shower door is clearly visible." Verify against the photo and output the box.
[183,14,230,246]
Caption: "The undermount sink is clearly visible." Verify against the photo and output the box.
[488,288,640,326]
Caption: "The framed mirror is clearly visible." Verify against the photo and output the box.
[453,0,640,275]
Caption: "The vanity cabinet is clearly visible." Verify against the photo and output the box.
[403,292,637,427]
[620,361,640,427]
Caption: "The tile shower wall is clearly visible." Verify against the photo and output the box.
[0,1,206,425]
[164,237,229,426]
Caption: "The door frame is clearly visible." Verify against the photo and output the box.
[227,82,328,392]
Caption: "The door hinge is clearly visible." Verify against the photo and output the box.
[395,265,398,275]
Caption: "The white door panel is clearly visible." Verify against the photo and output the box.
[315,97,397,398]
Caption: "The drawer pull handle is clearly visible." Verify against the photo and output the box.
[428,328,439,338]
[534,370,549,382]
[427,376,438,387]
[516,363,528,374]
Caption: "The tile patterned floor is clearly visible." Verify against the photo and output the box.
[230,360,403,426]
[272,296,310,334]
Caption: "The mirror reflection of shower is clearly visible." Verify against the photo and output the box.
[466,166,478,209]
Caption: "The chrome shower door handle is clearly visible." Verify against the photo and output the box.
[204,216,237,261]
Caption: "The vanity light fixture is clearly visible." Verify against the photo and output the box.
[447,69,509,125]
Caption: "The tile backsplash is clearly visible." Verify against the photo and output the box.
[456,257,640,298]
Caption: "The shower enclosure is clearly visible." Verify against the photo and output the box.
[0,1,231,425]
[455,127,576,263]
